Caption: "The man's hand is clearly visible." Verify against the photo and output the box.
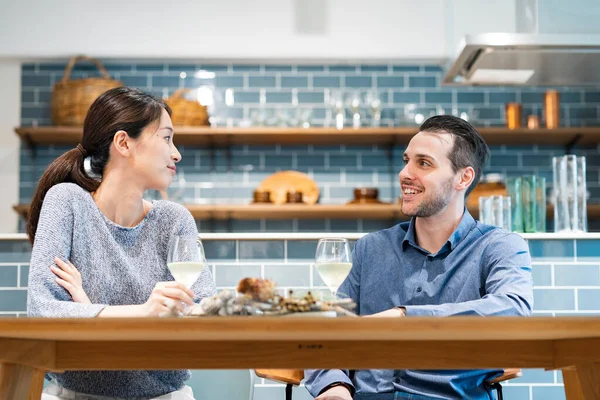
[315,385,353,400]
[365,307,406,318]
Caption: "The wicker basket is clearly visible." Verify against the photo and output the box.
[165,88,210,126]
[51,56,122,126]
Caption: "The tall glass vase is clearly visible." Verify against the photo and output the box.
[552,155,586,232]
[576,156,588,233]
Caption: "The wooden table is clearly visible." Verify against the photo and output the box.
[1,317,599,399]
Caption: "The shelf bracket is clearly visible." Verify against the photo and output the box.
[226,213,233,233]
[22,134,37,158]
[565,133,583,154]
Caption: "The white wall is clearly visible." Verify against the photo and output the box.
[536,0,600,34]
[0,0,517,62]
[445,0,517,55]
[0,61,21,233]
[0,0,518,233]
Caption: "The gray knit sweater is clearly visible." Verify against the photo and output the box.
[27,183,217,399]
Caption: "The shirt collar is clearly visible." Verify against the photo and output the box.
[402,208,477,253]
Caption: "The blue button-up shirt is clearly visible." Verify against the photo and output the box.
[305,211,533,399]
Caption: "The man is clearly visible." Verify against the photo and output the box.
[305,115,533,400]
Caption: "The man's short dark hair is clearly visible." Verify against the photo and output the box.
[419,115,490,197]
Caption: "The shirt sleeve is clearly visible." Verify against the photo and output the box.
[403,232,534,317]
[303,369,355,398]
[27,185,108,318]
[175,207,217,303]
[304,237,365,396]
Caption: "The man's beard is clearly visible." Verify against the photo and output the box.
[403,178,454,218]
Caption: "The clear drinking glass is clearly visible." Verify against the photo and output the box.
[535,176,547,233]
[553,155,579,232]
[553,156,569,232]
[365,91,382,127]
[565,155,579,232]
[167,235,208,288]
[329,90,346,130]
[315,238,352,298]
[479,196,493,225]
[495,195,512,231]
[480,195,511,230]
[577,156,588,232]
[506,177,523,232]
[347,91,362,128]
[522,175,537,233]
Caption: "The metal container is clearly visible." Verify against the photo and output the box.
[544,90,560,129]
[505,103,522,129]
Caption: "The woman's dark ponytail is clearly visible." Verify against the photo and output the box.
[26,145,100,244]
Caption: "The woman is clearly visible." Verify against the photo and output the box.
[27,86,216,400]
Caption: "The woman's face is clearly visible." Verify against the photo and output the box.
[129,108,181,191]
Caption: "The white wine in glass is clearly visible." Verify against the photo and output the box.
[315,238,352,297]
[167,235,207,288]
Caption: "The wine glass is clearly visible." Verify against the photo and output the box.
[328,89,345,130]
[167,235,208,289]
[365,91,382,127]
[314,238,352,298]
[347,91,362,128]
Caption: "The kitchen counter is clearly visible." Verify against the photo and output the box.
[2,232,600,241]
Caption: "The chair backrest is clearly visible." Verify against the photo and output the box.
[254,369,304,385]
[487,368,522,384]
[254,368,523,387]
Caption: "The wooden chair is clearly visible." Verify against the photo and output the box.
[255,368,523,400]
[22,367,521,400]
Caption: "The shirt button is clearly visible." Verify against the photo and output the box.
[417,286,422,293]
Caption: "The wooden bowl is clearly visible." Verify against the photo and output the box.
[257,171,319,205]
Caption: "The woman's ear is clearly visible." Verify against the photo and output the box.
[112,130,131,157]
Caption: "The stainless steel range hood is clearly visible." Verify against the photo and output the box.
[442,33,600,86]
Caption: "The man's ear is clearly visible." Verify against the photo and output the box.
[112,130,131,157]
[457,166,475,191]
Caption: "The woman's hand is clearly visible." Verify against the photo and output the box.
[50,257,91,304]
[141,282,195,317]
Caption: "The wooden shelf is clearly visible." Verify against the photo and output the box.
[13,203,407,220]
[15,126,600,147]
[13,204,29,219]
[13,203,600,221]
[186,204,406,220]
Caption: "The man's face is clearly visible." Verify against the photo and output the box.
[399,131,460,218]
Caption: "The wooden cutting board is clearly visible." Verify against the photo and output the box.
[257,171,320,205]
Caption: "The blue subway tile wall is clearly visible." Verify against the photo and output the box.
[1,236,597,400]
[18,62,600,233]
